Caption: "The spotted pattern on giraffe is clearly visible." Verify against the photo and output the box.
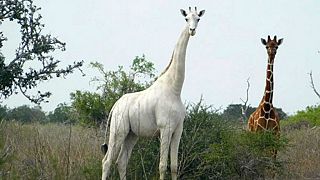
[247,35,283,135]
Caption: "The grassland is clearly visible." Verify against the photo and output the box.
[0,121,319,179]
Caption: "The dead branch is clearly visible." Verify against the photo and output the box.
[309,71,320,100]
[240,78,251,123]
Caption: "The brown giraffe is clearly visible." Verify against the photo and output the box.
[248,35,283,134]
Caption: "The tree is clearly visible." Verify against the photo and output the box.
[178,99,225,179]
[90,54,155,112]
[71,55,156,125]
[222,104,255,122]
[240,78,251,123]
[70,91,107,125]
[47,103,74,123]
[5,105,46,123]
[0,0,83,104]
[0,105,7,120]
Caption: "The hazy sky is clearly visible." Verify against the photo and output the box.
[2,0,320,114]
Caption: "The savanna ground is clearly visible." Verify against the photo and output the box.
[1,103,320,180]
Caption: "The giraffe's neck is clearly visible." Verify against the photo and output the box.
[262,56,275,105]
[159,26,190,95]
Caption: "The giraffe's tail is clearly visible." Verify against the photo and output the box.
[101,105,116,155]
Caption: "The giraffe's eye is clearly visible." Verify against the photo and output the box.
[197,19,200,22]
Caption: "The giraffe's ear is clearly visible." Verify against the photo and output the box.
[198,10,205,17]
[180,9,187,17]
[277,38,283,45]
[261,38,267,45]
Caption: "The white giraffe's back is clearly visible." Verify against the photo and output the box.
[110,82,186,137]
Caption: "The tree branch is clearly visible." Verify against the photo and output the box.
[240,77,250,123]
[0,0,84,104]
[309,71,320,100]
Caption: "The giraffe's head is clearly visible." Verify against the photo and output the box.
[261,35,283,59]
[180,7,205,36]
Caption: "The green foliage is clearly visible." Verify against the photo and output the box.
[80,157,102,179]
[71,55,155,125]
[222,104,255,121]
[205,130,288,179]
[5,105,46,123]
[282,105,320,128]
[90,55,155,111]
[70,91,107,126]
[179,100,287,179]
[127,137,160,179]
[47,103,74,123]
[178,100,228,179]
[0,105,8,120]
[0,0,83,104]
[131,55,156,81]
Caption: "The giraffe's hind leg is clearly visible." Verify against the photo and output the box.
[102,131,128,179]
[116,131,138,180]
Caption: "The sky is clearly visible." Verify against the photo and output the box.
[2,0,320,114]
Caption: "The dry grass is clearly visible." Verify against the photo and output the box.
[1,121,320,179]
[0,121,104,179]
[279,127,320,179]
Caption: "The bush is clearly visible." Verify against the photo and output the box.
[127,137,160,179]
[178,100,230,179]
[282,105,320,128]
[205,130,288,179]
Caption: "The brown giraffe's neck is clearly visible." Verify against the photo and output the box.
[262,56,275,106]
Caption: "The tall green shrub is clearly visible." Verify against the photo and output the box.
[205,130,288,179]
[283,105,320,127]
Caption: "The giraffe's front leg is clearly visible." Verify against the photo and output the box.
[159,128,172,180]
[170,122,183,180]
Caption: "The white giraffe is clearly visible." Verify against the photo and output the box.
[101,7,205,180]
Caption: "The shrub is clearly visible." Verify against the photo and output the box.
[178,100,230,179]
[204,130,288,179]
[282,105,320,128]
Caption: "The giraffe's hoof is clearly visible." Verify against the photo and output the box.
[101,143,108,155]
